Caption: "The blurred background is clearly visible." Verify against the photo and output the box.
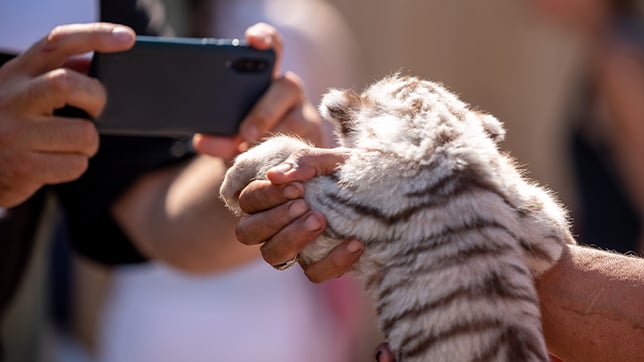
[168,0,585,203]
[328,0,582,204]
[3,0,643,361]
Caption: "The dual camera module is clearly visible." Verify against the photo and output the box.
[227,58,270,73]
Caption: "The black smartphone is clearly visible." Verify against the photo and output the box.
[89,36,275,137]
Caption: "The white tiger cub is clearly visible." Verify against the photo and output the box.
[220,75,576,362]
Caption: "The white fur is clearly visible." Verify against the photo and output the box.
[220,75,575,362]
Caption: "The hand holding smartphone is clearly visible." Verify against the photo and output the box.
[89,36,275,137]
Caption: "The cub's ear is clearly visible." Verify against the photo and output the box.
[319,88,360,137]
[476,112,506,143]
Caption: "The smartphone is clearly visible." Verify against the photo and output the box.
[89,36,275,137]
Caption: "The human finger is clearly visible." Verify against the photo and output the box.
[259,211,327,266]
[235,198,311,245]
[238,72,303,144]
[265,147,350,185]
[22,67,106,118]
[24,116,99,156]
[37,152,90,184]
[245,22,283,78]
[192,133,242,160]
[62,56,92,74]
[0,177,41,208]
[303,239,364,283]
[16,23,135,76]
[270,100,326,144]
[238,180,304,214]
[6,151,90,186]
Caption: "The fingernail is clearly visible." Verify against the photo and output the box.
[248,26,271,44]
[304,214,322,231]
[347,240,363,253]
[282,184,301,199]
[271,162,292,174]
[289,200,308,218]
[112,27,134,42]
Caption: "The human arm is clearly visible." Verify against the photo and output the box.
[111,155,259,273]
[0,23,135,207]
[110,24,336,273]
[537,244,644,361]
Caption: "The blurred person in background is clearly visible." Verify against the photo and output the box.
[0,1,357,361]
[92,1,375,362]
[531,0,644,256]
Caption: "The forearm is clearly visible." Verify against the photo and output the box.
[112,155,259,273]
[537,244,644,361]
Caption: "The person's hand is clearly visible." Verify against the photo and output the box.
[235,146,364,282]
[193,22,333,160]
[0,23,135,207]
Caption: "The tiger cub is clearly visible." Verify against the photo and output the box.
[220,75,575,362]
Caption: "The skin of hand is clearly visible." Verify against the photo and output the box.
[192,22,337,159]
[0,23,135,207]
[235,147,364,282]
[113,23,339,274]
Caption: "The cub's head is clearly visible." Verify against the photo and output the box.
[319,75,505,156]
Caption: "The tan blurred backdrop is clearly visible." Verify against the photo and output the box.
[162,1,585,204]
[326,0,586,208]
[163,0,586,205]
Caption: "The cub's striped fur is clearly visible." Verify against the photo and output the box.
[221,75,575,362]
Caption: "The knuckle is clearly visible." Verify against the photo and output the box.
[90,22,108,34]
[76,122,99,156]
[327,255,345,272]
[92,78,108,108]
[69,156,89,178]
[304,269,323,284]
[0,121,21,146]
[259,243,275,263]
[60,155,89,182]
[47,68,73,93]
[0,57,20,79]
[234,221,252,245]
[10,154,35,180]
[44,24,74,51]
[0,180,36,208]
[46,25,67,44]
[247,109,274,131]
[237,196,252,214]
[281,72,304,91]
[238,193,260,215]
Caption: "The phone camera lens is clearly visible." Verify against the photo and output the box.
[232,58,269,73]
